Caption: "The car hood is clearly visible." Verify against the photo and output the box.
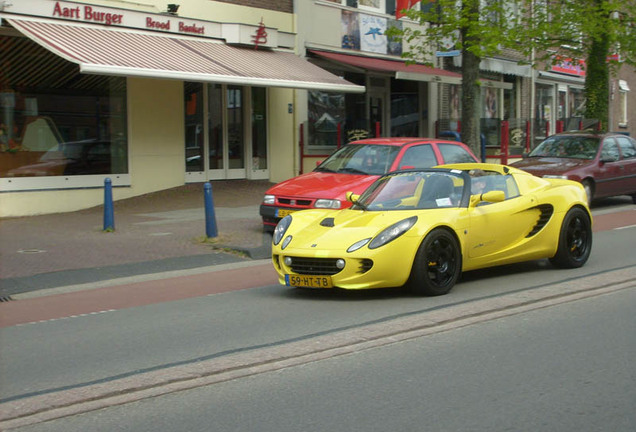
[266,171,378,199]
[282,208,451,251]
[511,157,592,175]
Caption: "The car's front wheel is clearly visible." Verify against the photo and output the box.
[549,207,592,268]
[407,229,461,296]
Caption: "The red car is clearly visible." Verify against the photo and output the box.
[511,132,636,204]
[260,137,478,231]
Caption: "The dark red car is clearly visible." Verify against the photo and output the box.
[511,132,636,204]
[260,137,478,231]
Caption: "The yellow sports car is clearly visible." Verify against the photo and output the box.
[271,163,593,296]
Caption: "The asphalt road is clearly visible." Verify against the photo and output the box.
[0,201,634,429]
[8,278,636,432]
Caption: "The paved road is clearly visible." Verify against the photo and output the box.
[0,204,634,429]
[7,280,636,431]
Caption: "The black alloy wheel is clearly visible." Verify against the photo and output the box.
[407,228,461,296]
[549,207,592,268]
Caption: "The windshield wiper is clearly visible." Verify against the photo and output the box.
[353,201,368,211]
[315,166,336,173]
[338,167,368,175]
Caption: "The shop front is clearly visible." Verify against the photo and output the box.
[0,0,364,217]
[534,59,590,148]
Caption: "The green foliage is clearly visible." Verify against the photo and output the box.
[387,0,525,64]
[387,0,635,142]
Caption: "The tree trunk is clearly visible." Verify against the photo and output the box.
[460,0,482,157]
[585,31,610,131]
[461,48,481,156]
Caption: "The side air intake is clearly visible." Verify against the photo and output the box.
[526,204,554,237]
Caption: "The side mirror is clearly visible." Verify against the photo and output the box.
[346,191,360,203]
[470,190,506,207]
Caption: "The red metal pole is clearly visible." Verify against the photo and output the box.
[299,123,304,175]
[525,120,531,153]
[375,121,381,138]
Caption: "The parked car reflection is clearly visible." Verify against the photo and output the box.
[6,139,113,177]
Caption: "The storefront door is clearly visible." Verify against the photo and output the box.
[185,83,268,182]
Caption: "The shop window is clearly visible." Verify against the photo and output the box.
[251,87,267,170]
[227,86,245,169]
[208,84,224,170]
[0,35,127,183]
[391,79,418,137]
[357,0,385,12]
[308,90,345,148]
[307,73,366,150]
[185,82,204,172]
[618,80,630,127]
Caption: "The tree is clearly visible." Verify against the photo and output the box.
[388,0,635,151]
[387,0,525,153]
[516,0,636,131]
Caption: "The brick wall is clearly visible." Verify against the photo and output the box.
[212,0,293,13]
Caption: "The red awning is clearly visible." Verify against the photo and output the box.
[5,17,365,93]
[310,50,462,84]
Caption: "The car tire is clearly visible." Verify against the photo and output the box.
[549,207,592,269]
[407,228,461,296]
[632,194,636,205]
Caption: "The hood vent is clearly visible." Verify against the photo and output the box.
[320,217,335,227]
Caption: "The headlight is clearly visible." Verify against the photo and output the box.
[281,235,293,250]
[369,216,417,249]
[315,199,341,209]
[543,175,568,179]
[263,194,275,205]
[347,238,371,253]
[273,215,292,245]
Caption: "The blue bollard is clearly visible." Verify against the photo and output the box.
[204,182,218,238]
[103,177,115,232]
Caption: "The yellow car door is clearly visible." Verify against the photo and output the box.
[465,194,538,261]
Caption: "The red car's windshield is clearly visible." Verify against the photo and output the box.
[529,136,600,160]
[315,144,401,176]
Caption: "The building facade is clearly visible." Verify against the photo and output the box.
[0,0,363,217]
[1,0,634,217]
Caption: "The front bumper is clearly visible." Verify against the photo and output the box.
[272,243,417,290]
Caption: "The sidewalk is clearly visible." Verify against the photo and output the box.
[0,180,274,297]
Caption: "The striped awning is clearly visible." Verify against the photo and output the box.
[4,17,365,93]
[310,50,463,85]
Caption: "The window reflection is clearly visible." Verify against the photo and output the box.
[1,35,127,179]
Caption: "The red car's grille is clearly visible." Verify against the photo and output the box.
[277,198,313,207]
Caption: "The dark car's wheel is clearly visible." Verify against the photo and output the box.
[549,207,592,268]
[632,194,636,204]
[407,229,461,296]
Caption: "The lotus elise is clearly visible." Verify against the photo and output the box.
[271,163,593,296]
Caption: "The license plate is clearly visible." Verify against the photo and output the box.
[285,274,333,288]
[277,208,296,218]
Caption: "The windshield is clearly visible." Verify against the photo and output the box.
[529,136,599,159]
[355,171,466,210]
[315,144,400,175]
